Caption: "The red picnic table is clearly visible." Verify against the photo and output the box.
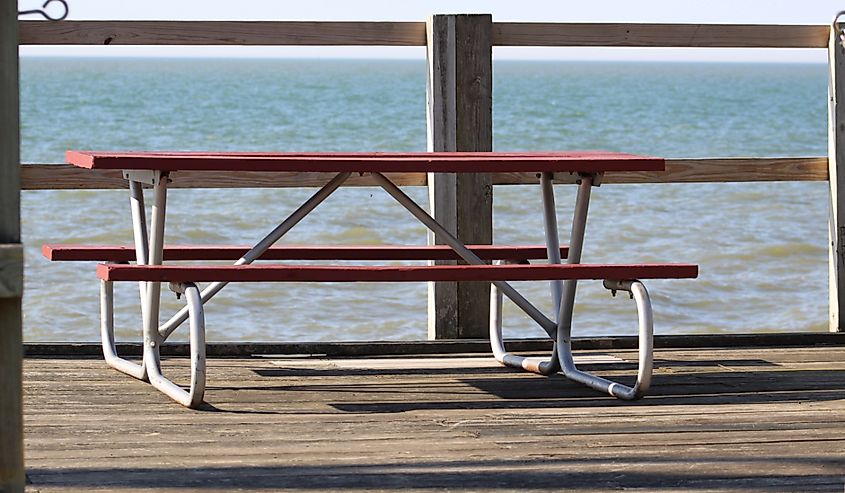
[49,151,697,408]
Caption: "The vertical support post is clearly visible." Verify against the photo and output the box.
[829,16,845,333]
[426,14,493,339]
[0,3,25,492]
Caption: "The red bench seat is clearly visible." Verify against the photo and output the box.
[42,244,568,262]
[97,262,698,283]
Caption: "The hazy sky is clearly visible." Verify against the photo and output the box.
[18,0,845,62]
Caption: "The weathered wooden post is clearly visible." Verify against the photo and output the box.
[425,14,493,339]
[0,3,25,492]
[829,15,845,333]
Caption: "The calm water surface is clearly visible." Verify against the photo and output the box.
[20,58,829,341]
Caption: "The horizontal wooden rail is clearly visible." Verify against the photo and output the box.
[492,23,830,48]
[20,166,425,189]
[495,157,830,185]
[18,21,427,46]
[20,157,828,190]
[19,21,830,49]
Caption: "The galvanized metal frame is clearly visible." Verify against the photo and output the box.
[98,171,352,407]
[100,168,658,407]
[490,172,655,399]
[158,171,352,340]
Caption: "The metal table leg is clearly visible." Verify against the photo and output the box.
[138,171,350,407]
[97,179,151,381]
[488,258,560,374]
[549,173,655,400]
[98,171,208,407]
[489,172,563,375]
[99,279,146,380]
[146,281,206,408]
[489,171,656,400]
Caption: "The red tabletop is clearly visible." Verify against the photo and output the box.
[66,151,664,173]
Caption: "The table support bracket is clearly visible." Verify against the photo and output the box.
[157,171,352,340]
[372,172,557,335]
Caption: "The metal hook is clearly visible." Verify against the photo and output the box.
[18,0,69,21]
[833,11,845,43]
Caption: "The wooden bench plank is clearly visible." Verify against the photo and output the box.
[42,244,568,262]
[65,151,665,173]
[96,263,699,283]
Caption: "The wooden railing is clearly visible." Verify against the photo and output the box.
[20,157,830,189]
[19,21,829,47]
[17,17,842,336]
[18,19,834,189]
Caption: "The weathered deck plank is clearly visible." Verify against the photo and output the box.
[23,346,845,492]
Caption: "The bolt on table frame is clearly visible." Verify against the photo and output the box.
[98,165,657,407]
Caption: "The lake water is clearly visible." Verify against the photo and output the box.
[19,57,830,342]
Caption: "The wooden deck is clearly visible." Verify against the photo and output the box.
[23,345,845,492]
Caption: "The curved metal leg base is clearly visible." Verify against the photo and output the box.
[488,266,560,376]
[145,282,207,408]
[101,279,206,408]
[100,280,147,381]
[558,280,654,400]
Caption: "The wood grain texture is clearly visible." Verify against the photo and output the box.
[1,3,23,492]
[18,21,828,49]
[426,14,460,339]
[424,14,496,339]
[21,347,845,491]
[608,157,829,183]
[1,20,20,242]
[19,21,427,46]
[454,14,494,339]
[21,165,426,189]
[829,25,845,333]
[0,244,23,298]
[492,22,830,48]
[21,332,845,358]
[490,157,830,185]
[0,300,22,493]
[96,262,698,282]
[22,157,827,189]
